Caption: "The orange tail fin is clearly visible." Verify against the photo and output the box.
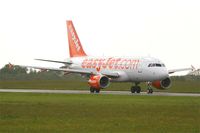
[67,20,87,57]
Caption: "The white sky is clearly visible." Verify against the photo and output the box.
[0,0,200,75]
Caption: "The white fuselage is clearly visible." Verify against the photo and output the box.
[69,56,169,82]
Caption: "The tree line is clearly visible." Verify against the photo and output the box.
[0,64,83,81]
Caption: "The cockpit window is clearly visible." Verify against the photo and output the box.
[148,63,165,67]
[156,64,161,67]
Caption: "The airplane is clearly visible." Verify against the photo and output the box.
[21,20,193,94]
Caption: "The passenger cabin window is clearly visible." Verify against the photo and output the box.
[148,63,165,67]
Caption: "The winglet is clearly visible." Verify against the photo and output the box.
[191,65,196,71]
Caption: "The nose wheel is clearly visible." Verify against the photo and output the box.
[147,82,153,94]
[147,88,153,94]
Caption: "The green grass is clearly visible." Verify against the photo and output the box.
[0,80,88,90]
[0,93,200,133]
[0,80,200,93]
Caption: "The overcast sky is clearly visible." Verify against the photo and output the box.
[0,0,200,74]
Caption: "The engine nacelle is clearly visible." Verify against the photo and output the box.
[152,77,171,90]
[88,75,110,89]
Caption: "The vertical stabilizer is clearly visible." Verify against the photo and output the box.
[67,20,87,57]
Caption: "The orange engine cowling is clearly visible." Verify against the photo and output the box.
[152,77,171,90]
[88,75,110,89]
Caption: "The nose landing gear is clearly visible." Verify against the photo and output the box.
[147,88,153,94]
[130,82,154,94]
[147,82,153,94]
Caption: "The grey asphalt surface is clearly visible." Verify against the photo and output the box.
[0,89,200,97]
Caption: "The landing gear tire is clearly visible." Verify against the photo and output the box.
[131,86,136,93]
[90,87,100,93]
[136,86,141,93]
[147,88,153,94]
[90,87,95,93]
[131,86,141,93]
[95,89,100,93]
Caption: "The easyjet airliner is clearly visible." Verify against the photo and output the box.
[22,21,193,93]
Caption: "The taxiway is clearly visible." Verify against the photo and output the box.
[0,89,200,97]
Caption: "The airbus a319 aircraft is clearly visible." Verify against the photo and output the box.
[22,20,193,94]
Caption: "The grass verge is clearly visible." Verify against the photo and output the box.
[0,92,200,133]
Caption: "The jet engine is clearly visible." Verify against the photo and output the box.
[88,75,110,89]
[152,77,171,89]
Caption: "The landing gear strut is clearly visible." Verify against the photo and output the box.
[131,83,141,93]
[90,87,95,93]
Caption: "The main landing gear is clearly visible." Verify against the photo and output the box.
[90,87,100,93]
[130,82,154,94]
[131,83,141,93]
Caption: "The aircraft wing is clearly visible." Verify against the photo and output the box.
[20,65,119,78]
[35,59,72,65]
[101,71,119,78]
[168,66,194,74]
